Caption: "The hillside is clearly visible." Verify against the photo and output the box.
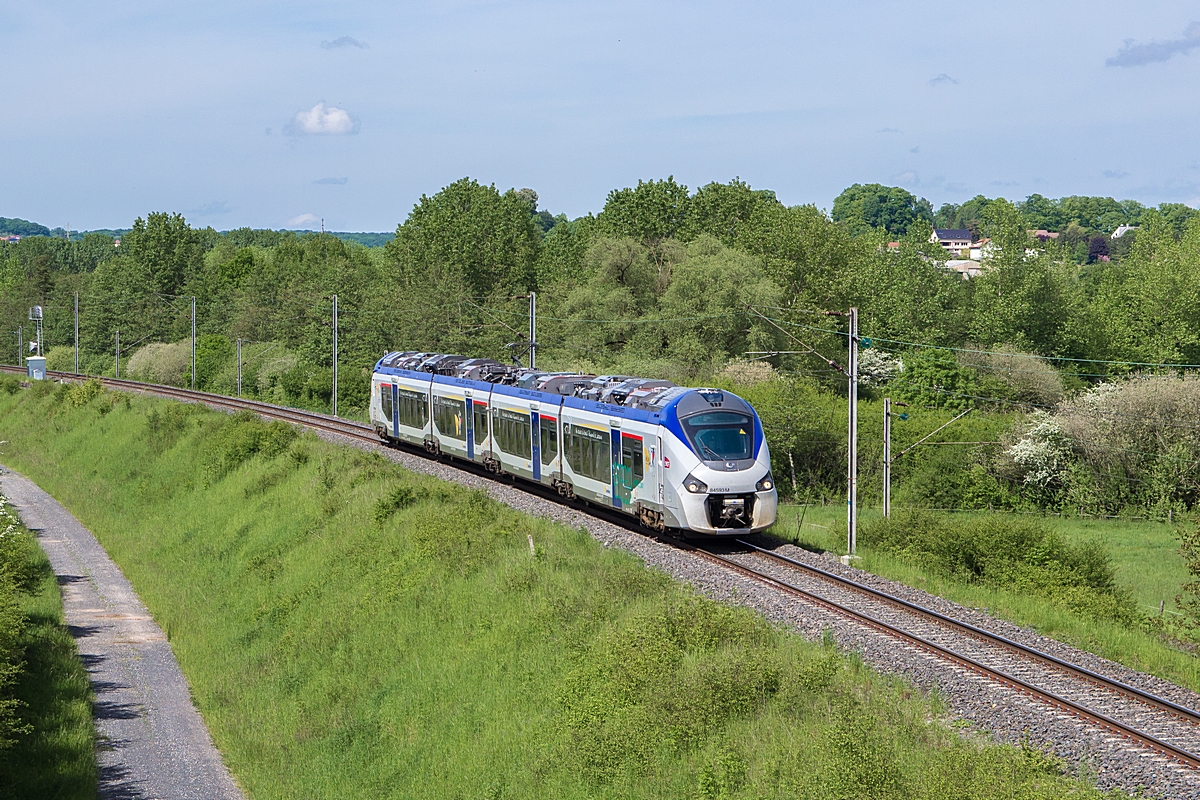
[0,380,1110,799]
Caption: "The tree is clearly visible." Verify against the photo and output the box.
[968,199,1064,354]
[1159,203,1199,240]
[935,195,993,239]
[1091,211,1200,366]
[1087,235,1109,263]
[121,212,205,297]
[656,236,782,371]
[0,217,50,237]
[736,202,857,307]
[682,178,780,246]
[596,177,691,245]
[384,178,541,299]
[831,184,932,236]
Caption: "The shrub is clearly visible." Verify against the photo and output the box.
[43,345,76,373]
[373,485,422,523]
[0,569,24,751]
[959,344,1065,407]
[60,378,104,408]
[0,376,20,395]
[195,335,234,390]
[126,341,191,386]
[1055,376,1200,514]
[715,358,775,387]
[862,509,1136,623]
[206,412,299,478]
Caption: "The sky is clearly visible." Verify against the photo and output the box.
[2,1,1199,232]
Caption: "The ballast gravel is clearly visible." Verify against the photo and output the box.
[312,428,1200,798]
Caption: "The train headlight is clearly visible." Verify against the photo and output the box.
[684,474,708,494]
[756,473,775,492]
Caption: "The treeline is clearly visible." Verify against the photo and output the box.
[3,177,1200,513]
[832,183,1197,265]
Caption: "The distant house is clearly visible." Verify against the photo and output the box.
[930,229,972,256]
[945,259,982,279]
[1028,229,1059,241]
[969,237,996,261]
[0,235,21,243]
[1111,224,1139,239]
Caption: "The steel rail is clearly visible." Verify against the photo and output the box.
[732,537,1200,729]
[7,364,1200,768]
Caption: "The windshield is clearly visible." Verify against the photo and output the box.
[680,411,753,461]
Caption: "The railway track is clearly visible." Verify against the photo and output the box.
[689,539,1200,770]
[7,365,1200,773]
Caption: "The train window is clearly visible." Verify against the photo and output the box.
[540,417,558,466]
[433,396,466,440]
[397,388,428,430]
[473,401,489,443]
[564,424,610,483]
[680,411,752,461]
[493,408,532,458]
[621,435,644,487]
[380,383,392,422]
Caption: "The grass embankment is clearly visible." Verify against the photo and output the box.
[0,484,95,798]
[0,380,1115,798]
[777,502,1200,692]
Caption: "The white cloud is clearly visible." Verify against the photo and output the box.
[1107,22,1200,67]
[322,36,368,49]
[287,213,320,227]
[286,102,358,135]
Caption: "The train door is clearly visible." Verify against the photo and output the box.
[465,390,474,459]
[653,435,664,506]
[473,398,490,459]
[610,427,623,509]
[613,431,643,509]
[391,383,399,438]
[530,404,541,481]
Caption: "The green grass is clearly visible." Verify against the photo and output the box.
[776,502,1200,692]
[0,384,1118,799]
[0,501,96,798]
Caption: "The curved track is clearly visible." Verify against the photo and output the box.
[7,366,1200,770]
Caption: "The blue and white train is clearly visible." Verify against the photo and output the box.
[369,352,778,535]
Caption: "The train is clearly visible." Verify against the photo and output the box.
[369,352,778,536]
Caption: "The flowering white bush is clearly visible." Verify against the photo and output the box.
[858,348,904,387]
[1006,410,1070,487]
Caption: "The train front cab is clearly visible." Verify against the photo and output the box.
[658,391,778,536]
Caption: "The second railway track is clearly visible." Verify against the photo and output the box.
[8,366,1200,786]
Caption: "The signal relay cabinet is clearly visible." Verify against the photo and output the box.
[26,356,46,381]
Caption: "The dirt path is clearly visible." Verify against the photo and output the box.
[0,467,244,800]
